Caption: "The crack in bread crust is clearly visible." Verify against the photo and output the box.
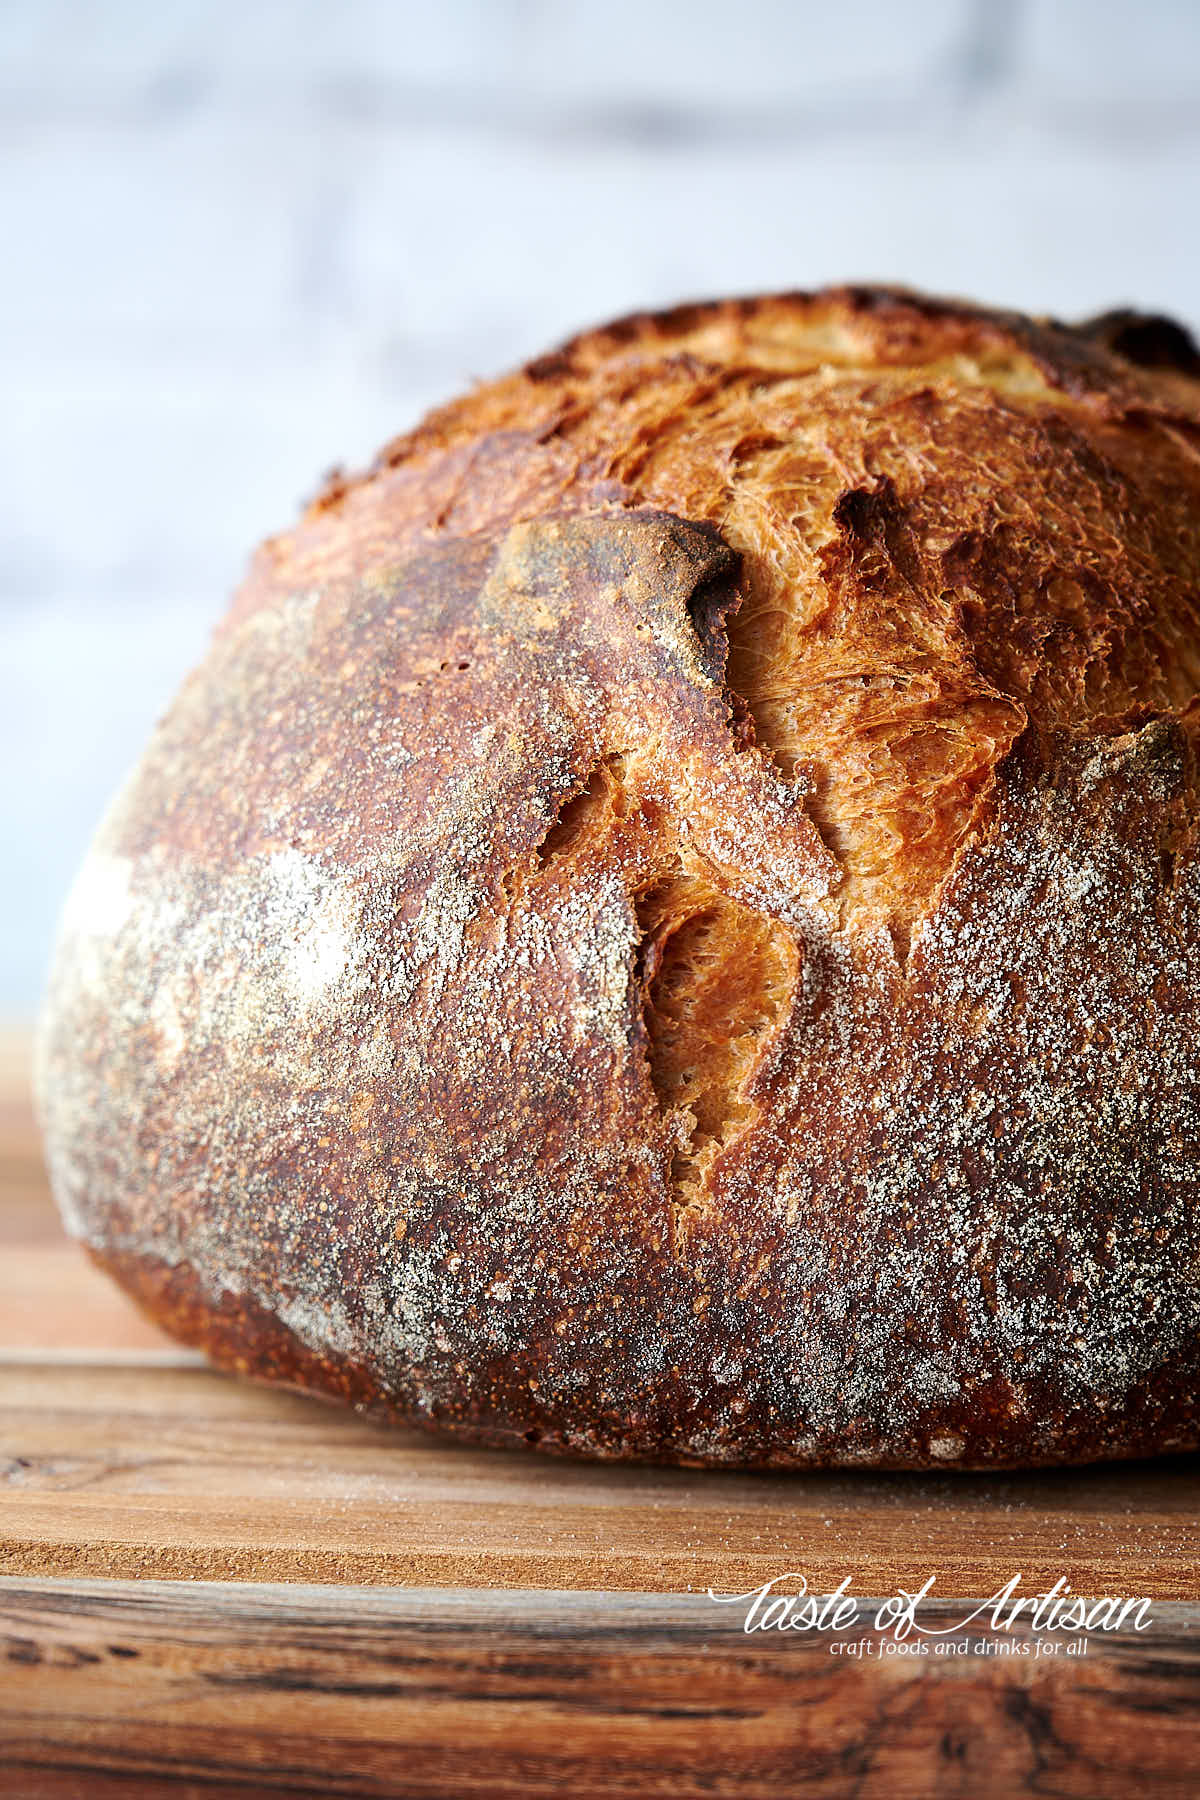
[635,858,799,1238]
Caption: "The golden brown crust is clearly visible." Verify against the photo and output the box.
[35,286,1200,1467]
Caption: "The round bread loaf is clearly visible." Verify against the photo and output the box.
[36,286,1200,1468]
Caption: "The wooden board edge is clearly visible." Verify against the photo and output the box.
[2,1579,1200,1798]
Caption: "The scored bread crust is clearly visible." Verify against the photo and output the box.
[36,285,1200,1467]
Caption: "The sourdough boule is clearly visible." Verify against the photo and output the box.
[36,286,1200,1467]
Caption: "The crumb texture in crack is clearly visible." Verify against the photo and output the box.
[636,860,797,1214]
[529,740,800,1219]
[535,756,630,869]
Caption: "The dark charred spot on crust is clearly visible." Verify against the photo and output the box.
[1076,309,1200,377]
[591,300,727,351]
[831,483,888,540]
[1161,843,1178,889]
[683,559,743,676]
[306,464,351,513]
[831,478,923,588]
[524,350,575,383]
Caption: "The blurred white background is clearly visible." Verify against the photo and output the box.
[4,0,1200,1015]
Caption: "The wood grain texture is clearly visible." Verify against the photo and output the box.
[2,1580,1200,1800]
[0,1246,177,1352]
[0,1033,59,1250]
[2,1356,1200,1594]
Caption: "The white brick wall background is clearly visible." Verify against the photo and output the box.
[4,0,1200,1013]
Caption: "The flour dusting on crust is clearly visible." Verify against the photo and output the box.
[35,286,1200,1467]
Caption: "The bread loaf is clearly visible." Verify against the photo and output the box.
[36,286,1200,1467]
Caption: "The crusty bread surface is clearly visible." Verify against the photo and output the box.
[36,287,1200,1466]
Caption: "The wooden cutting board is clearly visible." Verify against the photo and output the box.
[3,1033,1199,1797]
